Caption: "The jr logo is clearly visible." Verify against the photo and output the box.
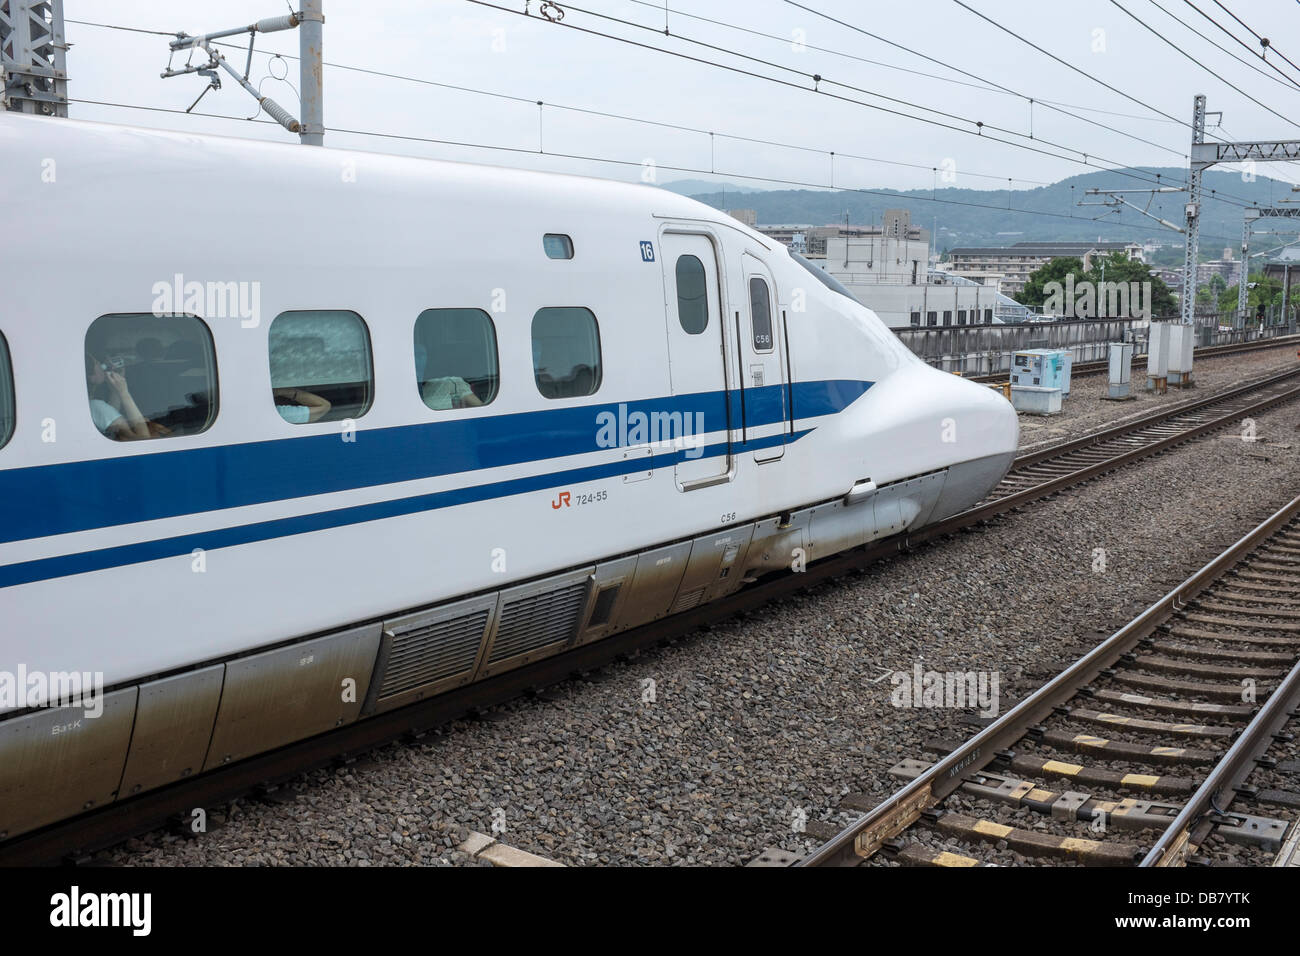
[640,241,655,262]
[551,492,572,509]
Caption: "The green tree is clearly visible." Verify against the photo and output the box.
[1015,256,1085,308]
[1085,252,1177,317]
[1219,273,1285,322]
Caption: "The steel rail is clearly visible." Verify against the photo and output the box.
[1143,655,1300,867]
[1009,365,1300,470]
[800,491,1300,867]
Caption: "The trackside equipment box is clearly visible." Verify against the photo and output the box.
[1011,349,1071,394]
[1010,384,1062,416]
[1107,341,1134,399]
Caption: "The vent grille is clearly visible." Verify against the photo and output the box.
[489,582,587,663]
[379,609,490,699]
[670,585,706,614]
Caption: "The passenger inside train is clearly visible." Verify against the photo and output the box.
[85,352,153,441]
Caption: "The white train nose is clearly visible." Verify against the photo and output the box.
[922,367,1020,520]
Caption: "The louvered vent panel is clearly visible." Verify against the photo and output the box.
[379,609,490,699]
[669,585,706,615]
[489,582,586,663]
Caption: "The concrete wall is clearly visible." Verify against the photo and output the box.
[893,318,1298,376]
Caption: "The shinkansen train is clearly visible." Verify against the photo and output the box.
[0,113,1018,841]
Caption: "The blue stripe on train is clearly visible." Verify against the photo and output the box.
[0,430,809,589]
[0,379,871,546]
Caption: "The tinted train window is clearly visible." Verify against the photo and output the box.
[675,255,709,334]
[532,307,602,399]
[415,308,500,410]
[543,234,574,259]
[927,312,937,327]
[910,312,921,327]
[85,313,218,441]
[0,332,13,449]
[749,277,773,351]
[268,311,373,425]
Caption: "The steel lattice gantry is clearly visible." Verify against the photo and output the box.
[0,0,67,116]
[1182,95,1300,326]
[1238,206,1300,323]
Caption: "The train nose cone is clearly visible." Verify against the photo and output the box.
[918,364,1019,460]
[914,367,1020,518]
[962,374,1020,461]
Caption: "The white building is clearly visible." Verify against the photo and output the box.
[822,237,1031,329]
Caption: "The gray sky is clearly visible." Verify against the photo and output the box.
[61,0,1300,193]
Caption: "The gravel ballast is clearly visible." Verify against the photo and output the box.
[100,365,1300,867]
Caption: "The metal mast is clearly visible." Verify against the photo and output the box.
[1237,204,1300,325]
[163,4,323,146]
[1182,96,1300,326]
[1238,213,1251,324]
[1180,95,1207,326]
[0,0,67,116]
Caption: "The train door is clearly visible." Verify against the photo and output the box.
[741,254,791,462]
[660,231,732,489]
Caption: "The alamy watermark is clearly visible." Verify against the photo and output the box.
[151,273,261,328]
[0,665,104,719]
[595,404,706,459]
[1042,274,1152,320]
[889,663,1000,718]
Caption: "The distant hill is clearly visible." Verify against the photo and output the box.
[675,167,1299,248]
[657,179,778,196]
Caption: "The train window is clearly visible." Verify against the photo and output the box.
[415,308,500,410]
[927,312,938,327]
[543,234,574,259]
[943,310,953,325]
[957,310,967,325]
[910,311,921,327]
[268,311,373,424]
[0,331,13,449]
[532,307,602,399]
[675,255,709,334]
[85,313,218,441]
[984,308,994,324]
[749,277,774,351]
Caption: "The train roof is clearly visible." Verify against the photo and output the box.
[0,112,773,247]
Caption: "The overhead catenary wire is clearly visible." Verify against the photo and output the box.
[458,0,1265,206]
[1181,0,1300,92]
[780,0,1192,157]
[629,0,1186,126]
[527,0,1186,164]
[61,11,1270,217]
[1108,0,1300,131]
[64,96,1242,246]
[63,17,1052,188]
[1209,0,1300,78]
[1141,0,1300,94]
[65,10,1227,202]
[948,0,1219,132]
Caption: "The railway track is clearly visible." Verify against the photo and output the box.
[5,364,1300,866]
[799,492,1300,868]
[967,333,1300,384]
[983,367,1300,506]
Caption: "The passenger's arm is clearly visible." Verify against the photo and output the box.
[105,372,152,441]
[274,387,332,423]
